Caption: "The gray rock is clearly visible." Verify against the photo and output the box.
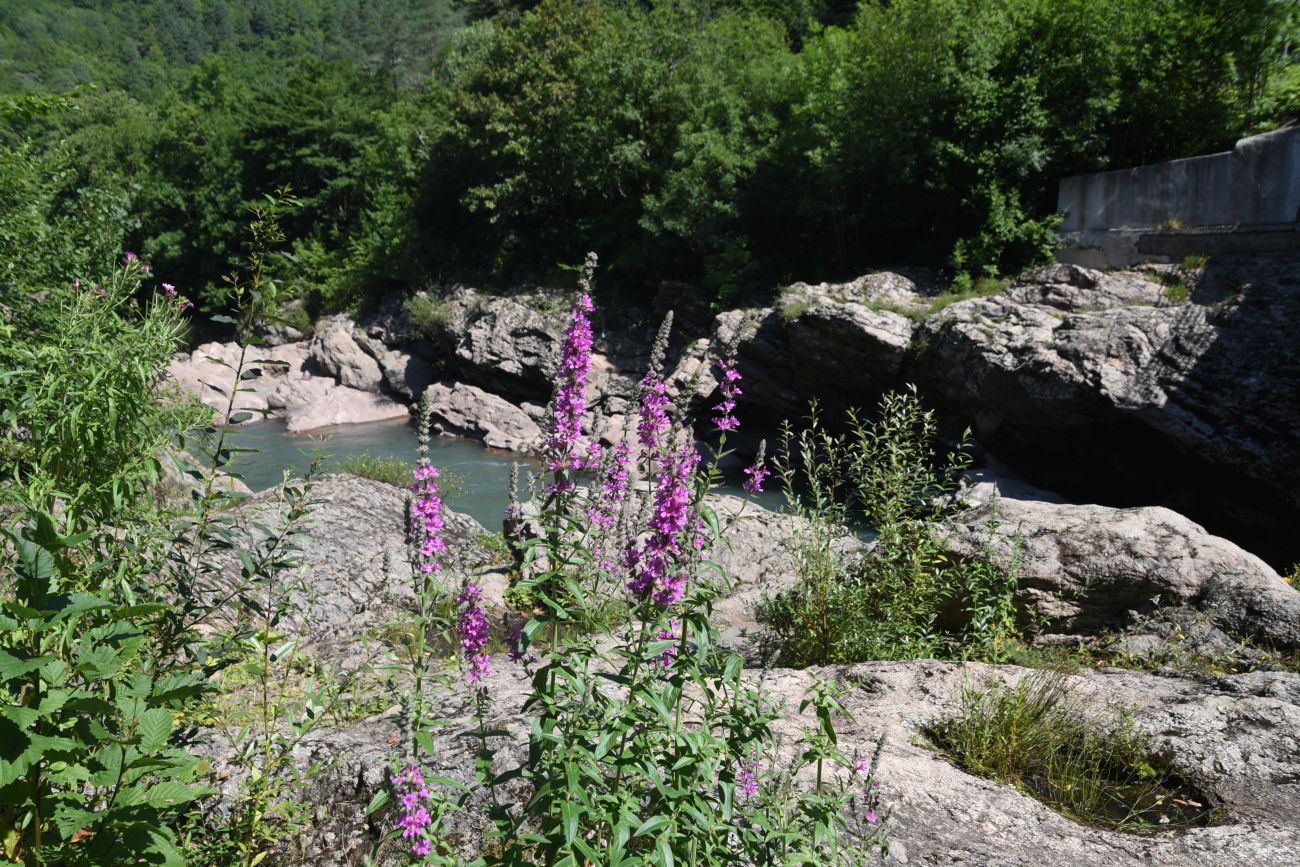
[909,257,1300,566]
[377,348,435,400]
[452,291,566,400]
[267,376,409,433]
[167,341,311,418]
[213,474,490,663]
[946,484,1300,649]
[309,316,385,392]
[211,659,1300,866]
[425,380,543,453]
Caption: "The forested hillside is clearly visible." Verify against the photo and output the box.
[3,0,1298,312]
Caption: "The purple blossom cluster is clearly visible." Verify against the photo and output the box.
[590,442,631,530]
[505,616,538,666]
[587,441,632,571]
[737,756,759,798]
[742,459,770,494]
[411,464,446,574]
[636,374,671,452]
[625,443,700,606]
[457,582,491,685]
[545,292,595,476]
[655,618,679,669]
[854,754,881,825]
[391,764,433,857]
[712,358,742,432]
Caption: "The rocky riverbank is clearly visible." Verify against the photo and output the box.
[168,255,1300,569]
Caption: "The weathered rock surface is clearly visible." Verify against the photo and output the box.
[309,316,385,392]
[424,380,543,453]
[377,348,435,400]
[168,341,311,415]
[209,659,1300,866]
[947,483,1300,649]
[909,258,1300,567]
[267,376,409,432]
[779,273,923,411]
[170,338,408,433]
[445,288,567,401]
[214,474,492,663]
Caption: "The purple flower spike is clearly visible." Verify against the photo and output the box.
[545,291,595,474]
[737,756,759,798]
[712,358,742,432]
[742,460,769,495]
[391,764,434,856]
[627,443,700,606]
[457,582,491,685]
[411,464,446,574]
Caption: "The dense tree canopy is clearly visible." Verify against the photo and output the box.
[2,0,1297,311]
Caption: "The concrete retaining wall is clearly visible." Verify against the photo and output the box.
[1056,126,1300,267]
[1058,126,1300,232]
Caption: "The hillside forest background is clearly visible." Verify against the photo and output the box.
[3,0,1299,316]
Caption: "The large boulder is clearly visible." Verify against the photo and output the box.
[909,258,1300,568]
[377,348,435,400]
[946,483,1300,649]
[309,316,385,392]
[450,289,567,401]
[424,380,543,453]
[779,273,923,413]
[167,341,311,416]
[267,376,409,433]
[213,474,492,663]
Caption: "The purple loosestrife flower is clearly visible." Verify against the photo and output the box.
[411,464,446,574]
[737,756,759,798]
[862,782,881,825]
[457,582,491,685]
[505,616,538,666]
[742,461,770,494]
[636,375,671,455]
[545,291,595,474]
[712,358,742,432]
[588,441,632,571]
[627,443,700,606]
[655,618,679,669]
[391,765,433,856]
[743,439,769,495]
[588,442,631,533]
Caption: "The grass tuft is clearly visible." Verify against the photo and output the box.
[925,672,1220,832]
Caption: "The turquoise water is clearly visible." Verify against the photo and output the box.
[224,418,783,529]
[224,418,541,529]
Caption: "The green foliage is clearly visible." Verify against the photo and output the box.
[759,389,1022,666]
[926,672,1218,831]
[3,0,1293,307]
[401,292,452,341]
[0,256,205,523]
[0,516,214,866]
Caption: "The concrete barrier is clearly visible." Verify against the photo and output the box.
[1057,125,1300,267]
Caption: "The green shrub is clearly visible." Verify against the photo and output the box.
[401,293,452,342]
[758,389,1022,665]
[926,672,1218,831]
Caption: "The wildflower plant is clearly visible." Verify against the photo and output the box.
[375,254,888,865]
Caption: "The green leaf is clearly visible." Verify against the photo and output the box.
[137,708,174,752]
[364,788,389,816]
